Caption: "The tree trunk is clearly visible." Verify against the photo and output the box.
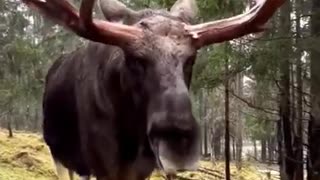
[268,137,272,164]
[214,137,221,161]
[293,0,304,178]
[210,128,215,161]
[224,44,231,180]
[199,90,203,155]
[309,0,320,179]
[212,126,222,161]
[261,139,267,163]
[268,135,276,165]
[236,73,243,169]
[6,108,13,138]
[204,90,208,156]
[279,1,294,179]
[7,116,13,138]
[290,63,296,124]
[253,140,257,160]
[26,105,30,128]
[278,119,286,180]
[232,137,236,161]
[35,107,39,131]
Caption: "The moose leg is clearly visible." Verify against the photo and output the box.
[166,174,176,180]
[68,169,74,180]
[120,166,150,180]
[96,176,109,180]
[53,159,69,179]
[79,176,90,180]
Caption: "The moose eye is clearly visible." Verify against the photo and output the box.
[125,57,147,75]
[139,21,149,29]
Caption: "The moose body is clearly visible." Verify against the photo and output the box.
[22,0,285,179]
[43,42,161,179]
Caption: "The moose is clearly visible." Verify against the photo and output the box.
[21,0,285,179]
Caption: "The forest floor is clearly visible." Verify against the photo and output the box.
[0,128,279,180]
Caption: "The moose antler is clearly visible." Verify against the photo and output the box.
[185,0,286,48]
[21,0,142,46]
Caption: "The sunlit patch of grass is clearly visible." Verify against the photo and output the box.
[0,128,276,180]
[0,129,57,180]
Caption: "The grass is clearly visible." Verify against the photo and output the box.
[0,128,275,180]
[0,129,57,180]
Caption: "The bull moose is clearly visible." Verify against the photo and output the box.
[20,0,285,179]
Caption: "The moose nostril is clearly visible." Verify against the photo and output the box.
[180,138,188,148]
[165,93,191,112]
[177,169,187,173]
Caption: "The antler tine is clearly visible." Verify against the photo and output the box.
[185,0,286,48]
[80,0,94,28]
[21,0,143,46]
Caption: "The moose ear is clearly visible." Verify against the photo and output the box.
[98,0,137,23]
[170,0,198,23]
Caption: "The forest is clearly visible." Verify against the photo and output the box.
[0,0,319,179]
